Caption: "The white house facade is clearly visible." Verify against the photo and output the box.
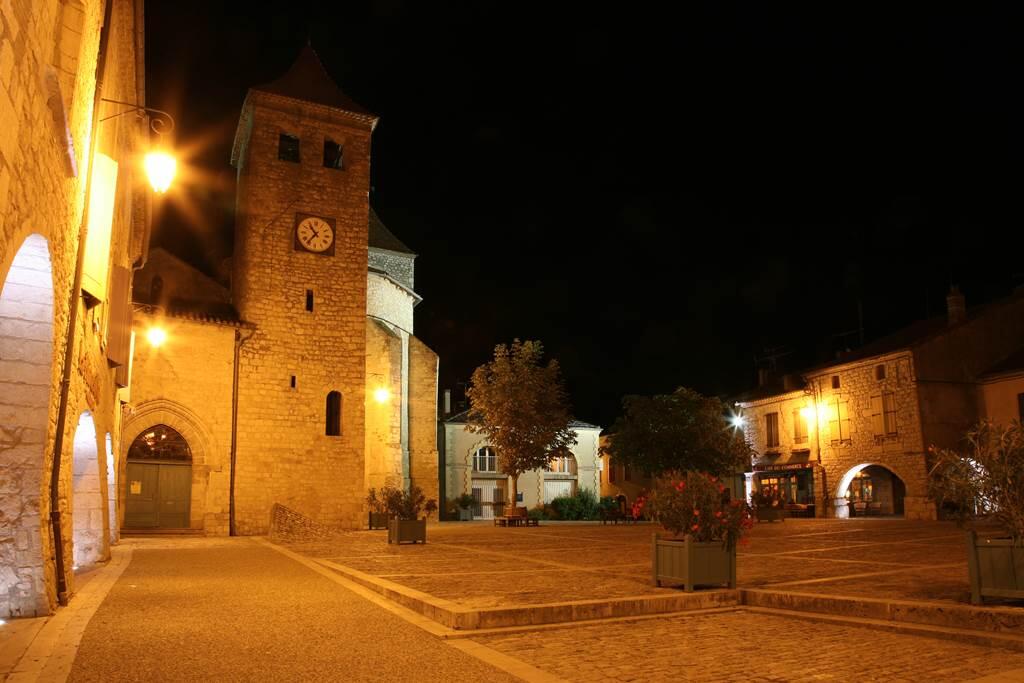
[442,412,601,519]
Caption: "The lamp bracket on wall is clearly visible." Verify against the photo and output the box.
[99,98,175,137]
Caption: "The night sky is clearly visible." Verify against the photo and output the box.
[145,3,1022,427]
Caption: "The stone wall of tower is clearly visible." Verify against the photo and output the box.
[230,92,371,533]
[408,335,439,506]
[364,320,402,493]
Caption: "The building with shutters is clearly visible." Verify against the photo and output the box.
[0,0,146,617]
[120,46,439,536]
[735,287,1024,520]
[442,411,601,519]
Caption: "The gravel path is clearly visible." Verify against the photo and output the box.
[67,537,516,682]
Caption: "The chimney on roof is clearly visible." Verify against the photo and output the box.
[443,389,452,416]
[946,286,966,326]
[782,374,802,392]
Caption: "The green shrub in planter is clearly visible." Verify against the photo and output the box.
[455,493,476,521]
[929,422,1024,604]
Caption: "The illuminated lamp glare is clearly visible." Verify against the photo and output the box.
[144,150,176,193]
[374,387,391,404]
[146,327,167,347]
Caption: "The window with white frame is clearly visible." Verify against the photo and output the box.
[546,454,577,475]
[472,446,498,473]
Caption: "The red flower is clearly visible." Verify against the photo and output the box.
[691,524,700,532]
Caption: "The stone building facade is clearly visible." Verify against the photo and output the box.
[1,0,146,617]
[442,412,601,519]
[122,47,438,535]
[737,287,1024,520]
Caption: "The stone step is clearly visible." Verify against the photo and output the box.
[316,557,740,630]
[741,588,1024,636]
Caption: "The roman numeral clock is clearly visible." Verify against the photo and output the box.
[294,213,336,255]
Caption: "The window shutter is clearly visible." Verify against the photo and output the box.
[81,153,118,302]
[870,395,884,435]
[107,264,132,374]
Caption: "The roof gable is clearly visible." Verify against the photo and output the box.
[252,45,374,117]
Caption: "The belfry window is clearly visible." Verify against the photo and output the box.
[323,139,343,169]
[326,391,342,436]
[278,133,300,163]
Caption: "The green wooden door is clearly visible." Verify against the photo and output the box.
[124,461,191,529]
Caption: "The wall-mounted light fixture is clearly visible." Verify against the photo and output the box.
[100,98,177,192]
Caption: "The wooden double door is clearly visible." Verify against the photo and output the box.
[124,461,192,529]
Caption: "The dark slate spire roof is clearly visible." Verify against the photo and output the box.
[253,45,373,116]
[369,207,415,255]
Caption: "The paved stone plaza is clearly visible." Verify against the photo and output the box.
[3,521,1023,682]
[283,518,981,609]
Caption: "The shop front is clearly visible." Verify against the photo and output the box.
[753,458,818,517]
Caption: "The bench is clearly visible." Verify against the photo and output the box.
[494,506,538,527]
[600,508,638,525]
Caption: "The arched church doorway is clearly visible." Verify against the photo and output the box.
[0,234,54,617]
[72,411,106,567]
[836,463,906,518]
[124,425,192,529]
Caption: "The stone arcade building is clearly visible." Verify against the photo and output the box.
[1,0,146,617]
[124,46,439,535]
[736,287,1024,520]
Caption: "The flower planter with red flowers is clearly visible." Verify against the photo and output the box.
[643,471,752,592]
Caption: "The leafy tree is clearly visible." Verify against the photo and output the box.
[602,386,751,476]
[466,340,577,507]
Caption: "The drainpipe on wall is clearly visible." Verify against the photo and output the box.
[229,327,255,536]
[49,0,114,607]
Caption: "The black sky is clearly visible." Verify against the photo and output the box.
[145,2,1023,427]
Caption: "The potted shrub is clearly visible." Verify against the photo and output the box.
[383,485,438,544]
[751,487,787,523]
[644,471,752,591]
[928,421,1024,605]
[366,488,388,529]
[455,493,476,521]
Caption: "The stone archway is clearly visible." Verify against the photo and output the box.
[122,399,215,532]
[0,234,55,618]
[72,411,107,567]
[105,433,118,544]
[834,462,908,519]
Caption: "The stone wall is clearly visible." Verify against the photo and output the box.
[0,0,144,617]
[364,319,402,492]
[806,352,931,519]
[122,313,236,535]
[408,334,438,506]
[230,90,372,532]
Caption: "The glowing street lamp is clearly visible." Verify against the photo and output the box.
[373,387,391,404]
[144,150,176,193]
[730,413,745,429]
[146,326,167,348]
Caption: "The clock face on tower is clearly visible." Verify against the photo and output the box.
[294,214,336,255]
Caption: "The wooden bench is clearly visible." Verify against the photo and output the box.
[494,506,538,527]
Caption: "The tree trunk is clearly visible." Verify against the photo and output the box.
[509,473,519,508]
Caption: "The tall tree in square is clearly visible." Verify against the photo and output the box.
[466,340,577,507]
[603,387,752,477]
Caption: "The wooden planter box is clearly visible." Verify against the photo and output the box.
[388,518,427,544]
[368,512,389,530]
[967,530,1024,605]
[652,533,736,591]
[457,508,473,521]
[756,507,787,523]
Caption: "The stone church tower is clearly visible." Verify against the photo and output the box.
[123,46,437,536]
[227,47,381,533]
